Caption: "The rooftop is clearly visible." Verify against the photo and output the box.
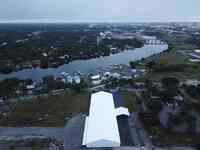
[82,91,132,148]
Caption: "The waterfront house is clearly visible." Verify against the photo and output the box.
[90,75,102,85]
[66,75,73,84]
[26,84,36,90]
[111,72,121,79]
[74,75,81,84]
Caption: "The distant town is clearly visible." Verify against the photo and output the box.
[1,22,200,150]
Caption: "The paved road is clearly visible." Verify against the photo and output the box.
[0,127,64,140]
[64,114,87,150]
[129,114,142,146]
[129,113,152,146]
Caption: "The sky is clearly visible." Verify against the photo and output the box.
[0,0,200,22]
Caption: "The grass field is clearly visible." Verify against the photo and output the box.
[0,92,90,126]
[149,126,200,145]
[121,91,137,112]
[0,90,137,127]
[134,43,200,81]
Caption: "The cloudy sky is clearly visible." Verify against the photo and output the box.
[0,0,200,22]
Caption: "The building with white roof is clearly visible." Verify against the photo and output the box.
[111,72,121,79]
[61,72,69,77]
[26,82,36,90]
[90,75,102,85]
[82,91,131,148]
[194,49,200,53]
[74,75,81,84]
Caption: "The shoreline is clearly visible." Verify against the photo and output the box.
[0,44,168,81]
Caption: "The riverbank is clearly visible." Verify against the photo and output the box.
[132,43,200,82]
[0,44,168,81]
[0,24,145,74]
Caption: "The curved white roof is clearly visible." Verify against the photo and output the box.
[195,49,200,53]
[115,107,130,116]
[83,91,120,147]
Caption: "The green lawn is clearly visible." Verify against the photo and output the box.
[0,90,138,127]
[144,48,188,65]
[133,43,200,81]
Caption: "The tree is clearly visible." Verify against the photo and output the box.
[168,113,183,126]
[186,115,196,134]
[161,77,180,91]
[139,112,160,126]
[54,80,65,89]
[186,85,199,98]
[147,100,163,113]
[145,79,153,90]
[25,79,33,85]
[72,79,88,92]
[9,145,16,150]
[146,61,156,71]
[0,78,22,97]
[42,75,55,90]
[129,61,137,69]
[40,58,48,68]
[160,90,176,103]
[31,144,42,150]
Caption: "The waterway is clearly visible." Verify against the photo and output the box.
[0,44,168,81]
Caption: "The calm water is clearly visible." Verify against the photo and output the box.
[0,44,168,81]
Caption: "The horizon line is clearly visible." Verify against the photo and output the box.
[0,19,200,24]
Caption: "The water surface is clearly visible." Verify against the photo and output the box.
[0,44,168,81]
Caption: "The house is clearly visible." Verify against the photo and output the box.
[183,79,200,86]
[111,72,121,79]
[90,75,102,85]
[42,52,48,57]
[63,74,81,84]
[194,49,200,53]
[0,99,4,106]
[104,72,111,77]
[189,59,200,62]
[61,72,69,77]
[82,91,132,148]
[51,89,65,96]
[66,75,73,84]
[26,86,35,95]
[101,72,111,81]
[0,98,9,113]
[26,85,35,90]
[61,78,66,83]
[189,50,200,59]
[0,42,7,47]
[131,69,137,73]
[74,75,81,84]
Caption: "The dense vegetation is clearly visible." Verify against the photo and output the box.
[139,77,200,145]
[0,24,143,73]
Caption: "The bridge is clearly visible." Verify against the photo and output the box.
[145,39,166,45]
[139,35,167,45]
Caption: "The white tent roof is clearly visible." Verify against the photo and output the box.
[82,91,121,147]
[115,107,130,117]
